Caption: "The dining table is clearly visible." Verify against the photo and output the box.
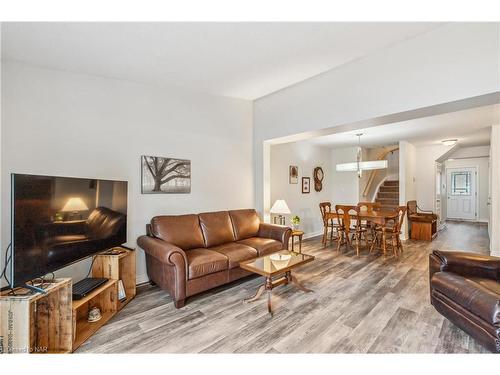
[324,209,399,256]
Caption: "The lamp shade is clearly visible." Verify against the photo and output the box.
[61,197,89,212]
[270,199,291,215]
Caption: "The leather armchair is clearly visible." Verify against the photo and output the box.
[429,250,500,353]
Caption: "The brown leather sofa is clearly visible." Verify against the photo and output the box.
[137,209,291,308]
[429,250,500,353]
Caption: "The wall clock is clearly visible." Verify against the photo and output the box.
[313,166,324,192]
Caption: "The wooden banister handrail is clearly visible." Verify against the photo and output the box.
[362,146,399,198]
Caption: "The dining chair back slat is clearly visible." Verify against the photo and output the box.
[319,202,333,225]
[357,202,381,212]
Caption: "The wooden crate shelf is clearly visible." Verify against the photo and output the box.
[91,248,136,310]
[72,279,117,351]
[0,278,73,354]
[1,248,136,353]
[72,248,136,350]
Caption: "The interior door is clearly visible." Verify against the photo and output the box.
[446,167,477,220]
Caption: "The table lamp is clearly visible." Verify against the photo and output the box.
[270,199,291,225]
[61,197,89,220]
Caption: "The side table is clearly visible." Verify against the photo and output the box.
[290,230,304,253]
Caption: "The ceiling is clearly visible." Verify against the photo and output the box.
[1,22,442,100]
[307,104,499,148]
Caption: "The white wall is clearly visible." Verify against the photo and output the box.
[415,144,452,212]
[331,147,360,205]
[444,157,490,223]
[1,62,254,286]
[270,141,332,237]
[450,145,490,159]
[254,23,500,216]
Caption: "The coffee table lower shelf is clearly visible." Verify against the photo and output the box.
[239,250,314,316]
[243,270,313,316]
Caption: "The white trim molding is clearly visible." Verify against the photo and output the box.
[490,124,500,256]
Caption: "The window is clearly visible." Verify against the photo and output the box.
[451,171,471,196]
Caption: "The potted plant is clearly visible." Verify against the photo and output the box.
[291,215,300,230]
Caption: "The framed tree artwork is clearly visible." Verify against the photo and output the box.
[302,177,310,194]
[289,165,298,184]
[141,155,191,194]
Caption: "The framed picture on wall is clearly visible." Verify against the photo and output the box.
[289,165,298,184]
[141,155,191,194]
[302,177,310,194]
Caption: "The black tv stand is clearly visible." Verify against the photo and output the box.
[72,277,108,300]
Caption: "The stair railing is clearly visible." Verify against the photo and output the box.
[362,146,399,198]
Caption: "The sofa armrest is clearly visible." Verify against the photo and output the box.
[137,235,187,270]
[258,223,292,249]
[431,250,500,281]
[137,236,188,305]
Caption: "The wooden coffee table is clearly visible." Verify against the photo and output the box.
[239,250,314,316]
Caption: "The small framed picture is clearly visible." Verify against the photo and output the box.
[302,177,310,194]
[289,165,298,184]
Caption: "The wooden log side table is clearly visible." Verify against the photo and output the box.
[290,230,304,253]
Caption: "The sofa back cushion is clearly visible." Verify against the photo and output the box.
[229,209,260,240]
[199,211,235,247]
[150,214,205,250]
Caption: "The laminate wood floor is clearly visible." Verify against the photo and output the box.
[77,221,491,354]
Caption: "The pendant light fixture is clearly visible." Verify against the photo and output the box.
[335,133,388,178]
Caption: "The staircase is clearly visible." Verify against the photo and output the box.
[375,180,399,211]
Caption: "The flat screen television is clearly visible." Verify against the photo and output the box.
[10,173,128,288]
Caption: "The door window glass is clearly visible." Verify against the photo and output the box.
[451,171,471,196]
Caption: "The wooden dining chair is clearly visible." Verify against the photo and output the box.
[371,206,407,257]
[335,205,367,256]
[319,202,339,245]
[357,202,381,243]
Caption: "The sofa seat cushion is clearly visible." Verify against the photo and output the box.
[186,248,229,279]
[237,237,282,256]
[431,272,500,325]
[210,242,258,269]
[469,277,500,295]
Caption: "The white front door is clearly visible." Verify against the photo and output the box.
[446,167,477,220]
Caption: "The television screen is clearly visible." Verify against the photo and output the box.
[11,174,128,287]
